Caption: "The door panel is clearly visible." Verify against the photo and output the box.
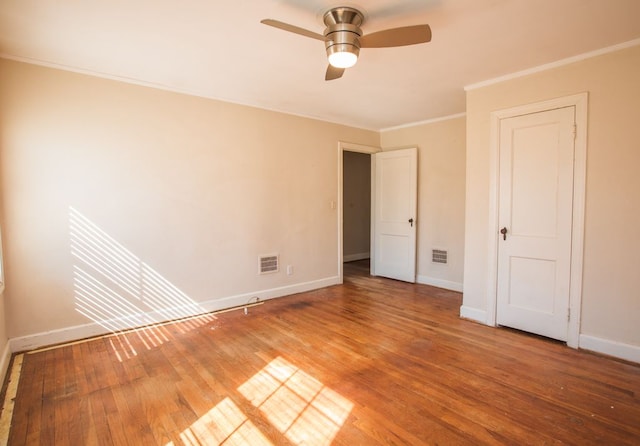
[497,107,575,341]
[509,257,556,313]
[511,124,560,238]
[373,148,417,283]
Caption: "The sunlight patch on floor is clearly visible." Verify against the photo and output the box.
[169,397,272,446]
[238,356,353,445]
[168,356,353,445]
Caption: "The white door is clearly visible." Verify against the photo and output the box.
[496,107,575,341]
[373,148,417,282]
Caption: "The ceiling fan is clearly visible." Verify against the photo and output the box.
[261,6,432,81]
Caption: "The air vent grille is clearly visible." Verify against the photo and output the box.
[432,249,448,264]
[259,254,279,274]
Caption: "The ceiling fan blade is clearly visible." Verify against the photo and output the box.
[325,65,345,81]
[260,19,324,41]
[360,24,432,48]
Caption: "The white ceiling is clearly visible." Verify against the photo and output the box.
[1,0,639,130]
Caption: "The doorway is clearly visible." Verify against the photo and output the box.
[343,150,372,265]
[486,93,588,348]
[338,142,379,282]
[338,142,418,283]
[496,106,575,341]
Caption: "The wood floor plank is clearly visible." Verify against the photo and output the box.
[5,260,640,445]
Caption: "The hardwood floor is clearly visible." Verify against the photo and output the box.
[5,260,640,445]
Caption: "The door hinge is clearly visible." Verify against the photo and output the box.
[567,308,571,322]
[572,124,577,140]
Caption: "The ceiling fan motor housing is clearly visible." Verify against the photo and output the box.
[323,7,364,64]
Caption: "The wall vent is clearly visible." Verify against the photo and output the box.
[432,249,448,264]
[259,254,279,274]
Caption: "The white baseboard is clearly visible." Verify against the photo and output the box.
[343,252,370,262]
[459,305,488,324]
[455,310,640,364]
[10,322,111,353]
[10,276,340,353]
[579,334,640,364]
[0,340,11,386]
[417,275,463,292]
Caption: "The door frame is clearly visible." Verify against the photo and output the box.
[338,141,381,283]
[486,93,588,348]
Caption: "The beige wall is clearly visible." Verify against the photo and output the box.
[0,188,9,375]
[463,45,640,352]
[0,59,379,345]
[0,289,7,375]
[381,117,466,290]
[342,151,371,261]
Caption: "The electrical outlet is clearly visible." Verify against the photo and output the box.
[286,265,293,275]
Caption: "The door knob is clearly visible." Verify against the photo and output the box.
[408,218,414,227]
[500,227,508,240]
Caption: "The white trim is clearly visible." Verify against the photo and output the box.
[486,93,588,348]
[338,141,381,154]
[417,275,463,293]
[0,341,11,387]
[568,97,588,349]
[380,112,466,132]
[579,335,640,364]
[465,38,640,91]
[343,252,370,263]
[460,306,487,324]
[0,54,379,132]
[9,276,339,353]
[0,225,5,294]
[338,141,381,283]
[11,322,108,353]
[370,153,377,277]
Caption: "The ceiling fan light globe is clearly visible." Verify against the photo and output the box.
[328,51,358,68]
